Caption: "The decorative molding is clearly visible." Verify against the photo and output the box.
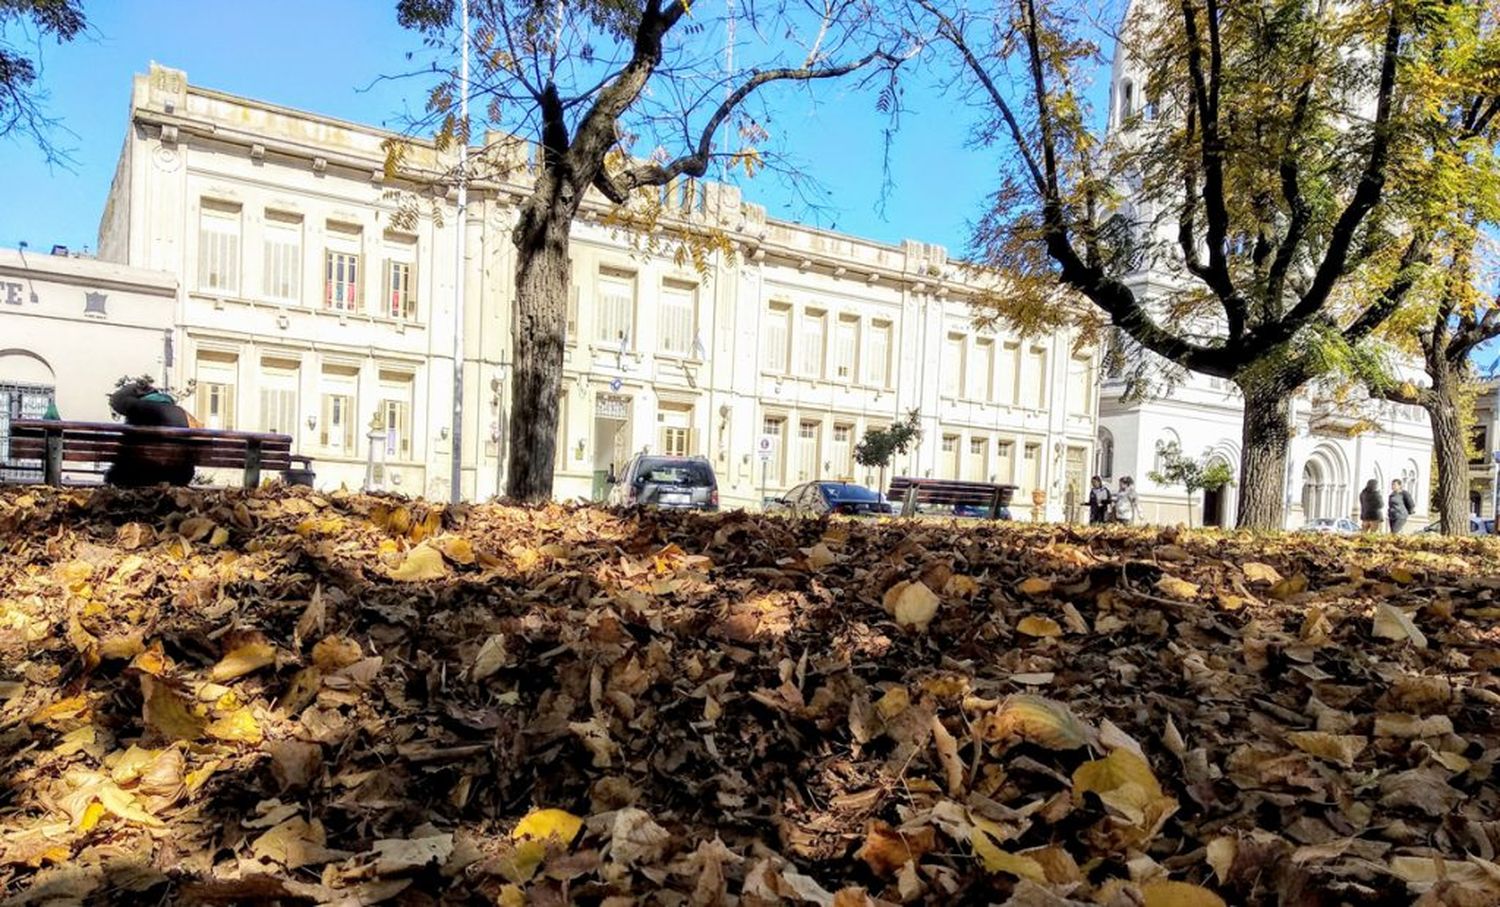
[312,156,328,175]
[159,124,179,146]
[250,143,266,162]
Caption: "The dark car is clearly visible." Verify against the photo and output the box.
[606,455,719,510]
[769,481,893,518]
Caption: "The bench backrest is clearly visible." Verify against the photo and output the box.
[6,420,296,487]
[888,477,1017,517]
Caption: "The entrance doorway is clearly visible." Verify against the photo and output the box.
[591,393,631,500]
[1,381,55,482]
[1202,486,1224,527]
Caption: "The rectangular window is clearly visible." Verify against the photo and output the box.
[193,352,237,430]
[831,423,854,479]
[1024,442,1042,492]
[258,356,299,436]
[998,342,1021,404]
[799,310,826,378]
[1068,354,1092,415]
[262,212,301,302]
[658,403,693,456]
[379,370,414,460]
[941,433,960,479]
[320,394,355,454]
[834,315,859,381]
[325,251,361,312]
[764,302,791,373]
[597,269,635,346]
[972,338,995,401]
[382,235,418,322]
[658,282,696,356]
[796,419,821,482]
[319,363,359,455]
[197,201,241,294]
[1026,346,1048,409]
[943,333,965,397]
[968,436,989,482]
[762,415,785,485]
[868,320,892,387]
[995,440,1015,483]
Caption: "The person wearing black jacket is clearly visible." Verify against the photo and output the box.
[1359,479,1384,532]
[1087,475,1112,524]
[105,379,195,486]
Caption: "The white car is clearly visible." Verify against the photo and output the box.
[1301,517,1360,535]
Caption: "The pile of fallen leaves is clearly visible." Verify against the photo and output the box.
[1,486,1498,907]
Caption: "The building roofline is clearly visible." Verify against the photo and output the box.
[0,248,177,296]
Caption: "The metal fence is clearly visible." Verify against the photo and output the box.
[0,382,54,483]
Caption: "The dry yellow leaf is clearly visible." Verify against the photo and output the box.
[511,808,583,844]
[944,574,980,597]
[142,677,204,742]
[1073,749,1178,838]
[1241,562,1282,585]
[178,517,215,542]
[1373,603,1427,647]
[891,581,940,632]
[970,828,1046,882]
[1269,574,1309,600]
[388,544,448,582]
[1017,615,1063,638]
[1205,836,1236,885]
[210,641,276,682]
[98,783,164,828]
[1389,567,1415,584]
[982,695,1090,750]
[1017,577,1052,596]
[209,526,230,547]
[98,632,146,661]
[1141,880,1227,907]
[438,535,477,566]
[1155,575,1199,599]
[311,635,363,670]
[875,686,910,720]
[471,634,509,682]
[1285,731,1367,767]
[804,543,837,570]
[206,707,263,744]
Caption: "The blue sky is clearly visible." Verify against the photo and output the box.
[0,1,1048,259]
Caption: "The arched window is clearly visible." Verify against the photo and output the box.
[1096,429,1115,479]
[1301,460,1325,519]
[1152,429,1180,474]
[1120,79,1135,120]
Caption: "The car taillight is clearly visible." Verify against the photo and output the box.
[710,489,719,508]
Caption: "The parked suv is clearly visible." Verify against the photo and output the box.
[607,455,719,510]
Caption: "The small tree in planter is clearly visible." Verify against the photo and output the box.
[1149,442,1235,529]
[854,410,922,498]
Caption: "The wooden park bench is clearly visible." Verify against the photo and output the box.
[887,476,1017,520]
[6,420,312,489]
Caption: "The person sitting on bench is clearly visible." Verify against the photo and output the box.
[105,378,196,487]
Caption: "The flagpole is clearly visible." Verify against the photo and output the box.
[450,0,470,504]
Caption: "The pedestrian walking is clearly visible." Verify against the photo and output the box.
[1088,475,1113,524]
[1387,479,1416,534]
[1359,479,1384,532]
[1111,476,1139,525]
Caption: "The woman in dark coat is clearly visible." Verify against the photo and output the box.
[106,379,195,486]
[1359,479,1384,532]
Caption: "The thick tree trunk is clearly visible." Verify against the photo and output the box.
[1236,383,1291,530]
[1427,381,1470,536]
[505,205,572,503]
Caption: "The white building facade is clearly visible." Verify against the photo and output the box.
[18,64,1099,513]
[1097,13,1434,529]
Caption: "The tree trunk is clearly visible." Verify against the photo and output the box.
[505,204,572,503]
[1427,382,1470,536]
[1236,383,1291,530]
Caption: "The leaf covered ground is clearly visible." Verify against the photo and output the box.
[0,486,1498,906]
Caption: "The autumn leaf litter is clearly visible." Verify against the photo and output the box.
[0,486,1498,906]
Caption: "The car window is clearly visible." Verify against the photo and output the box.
[823,484,880,502]
[634,459,713,485]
